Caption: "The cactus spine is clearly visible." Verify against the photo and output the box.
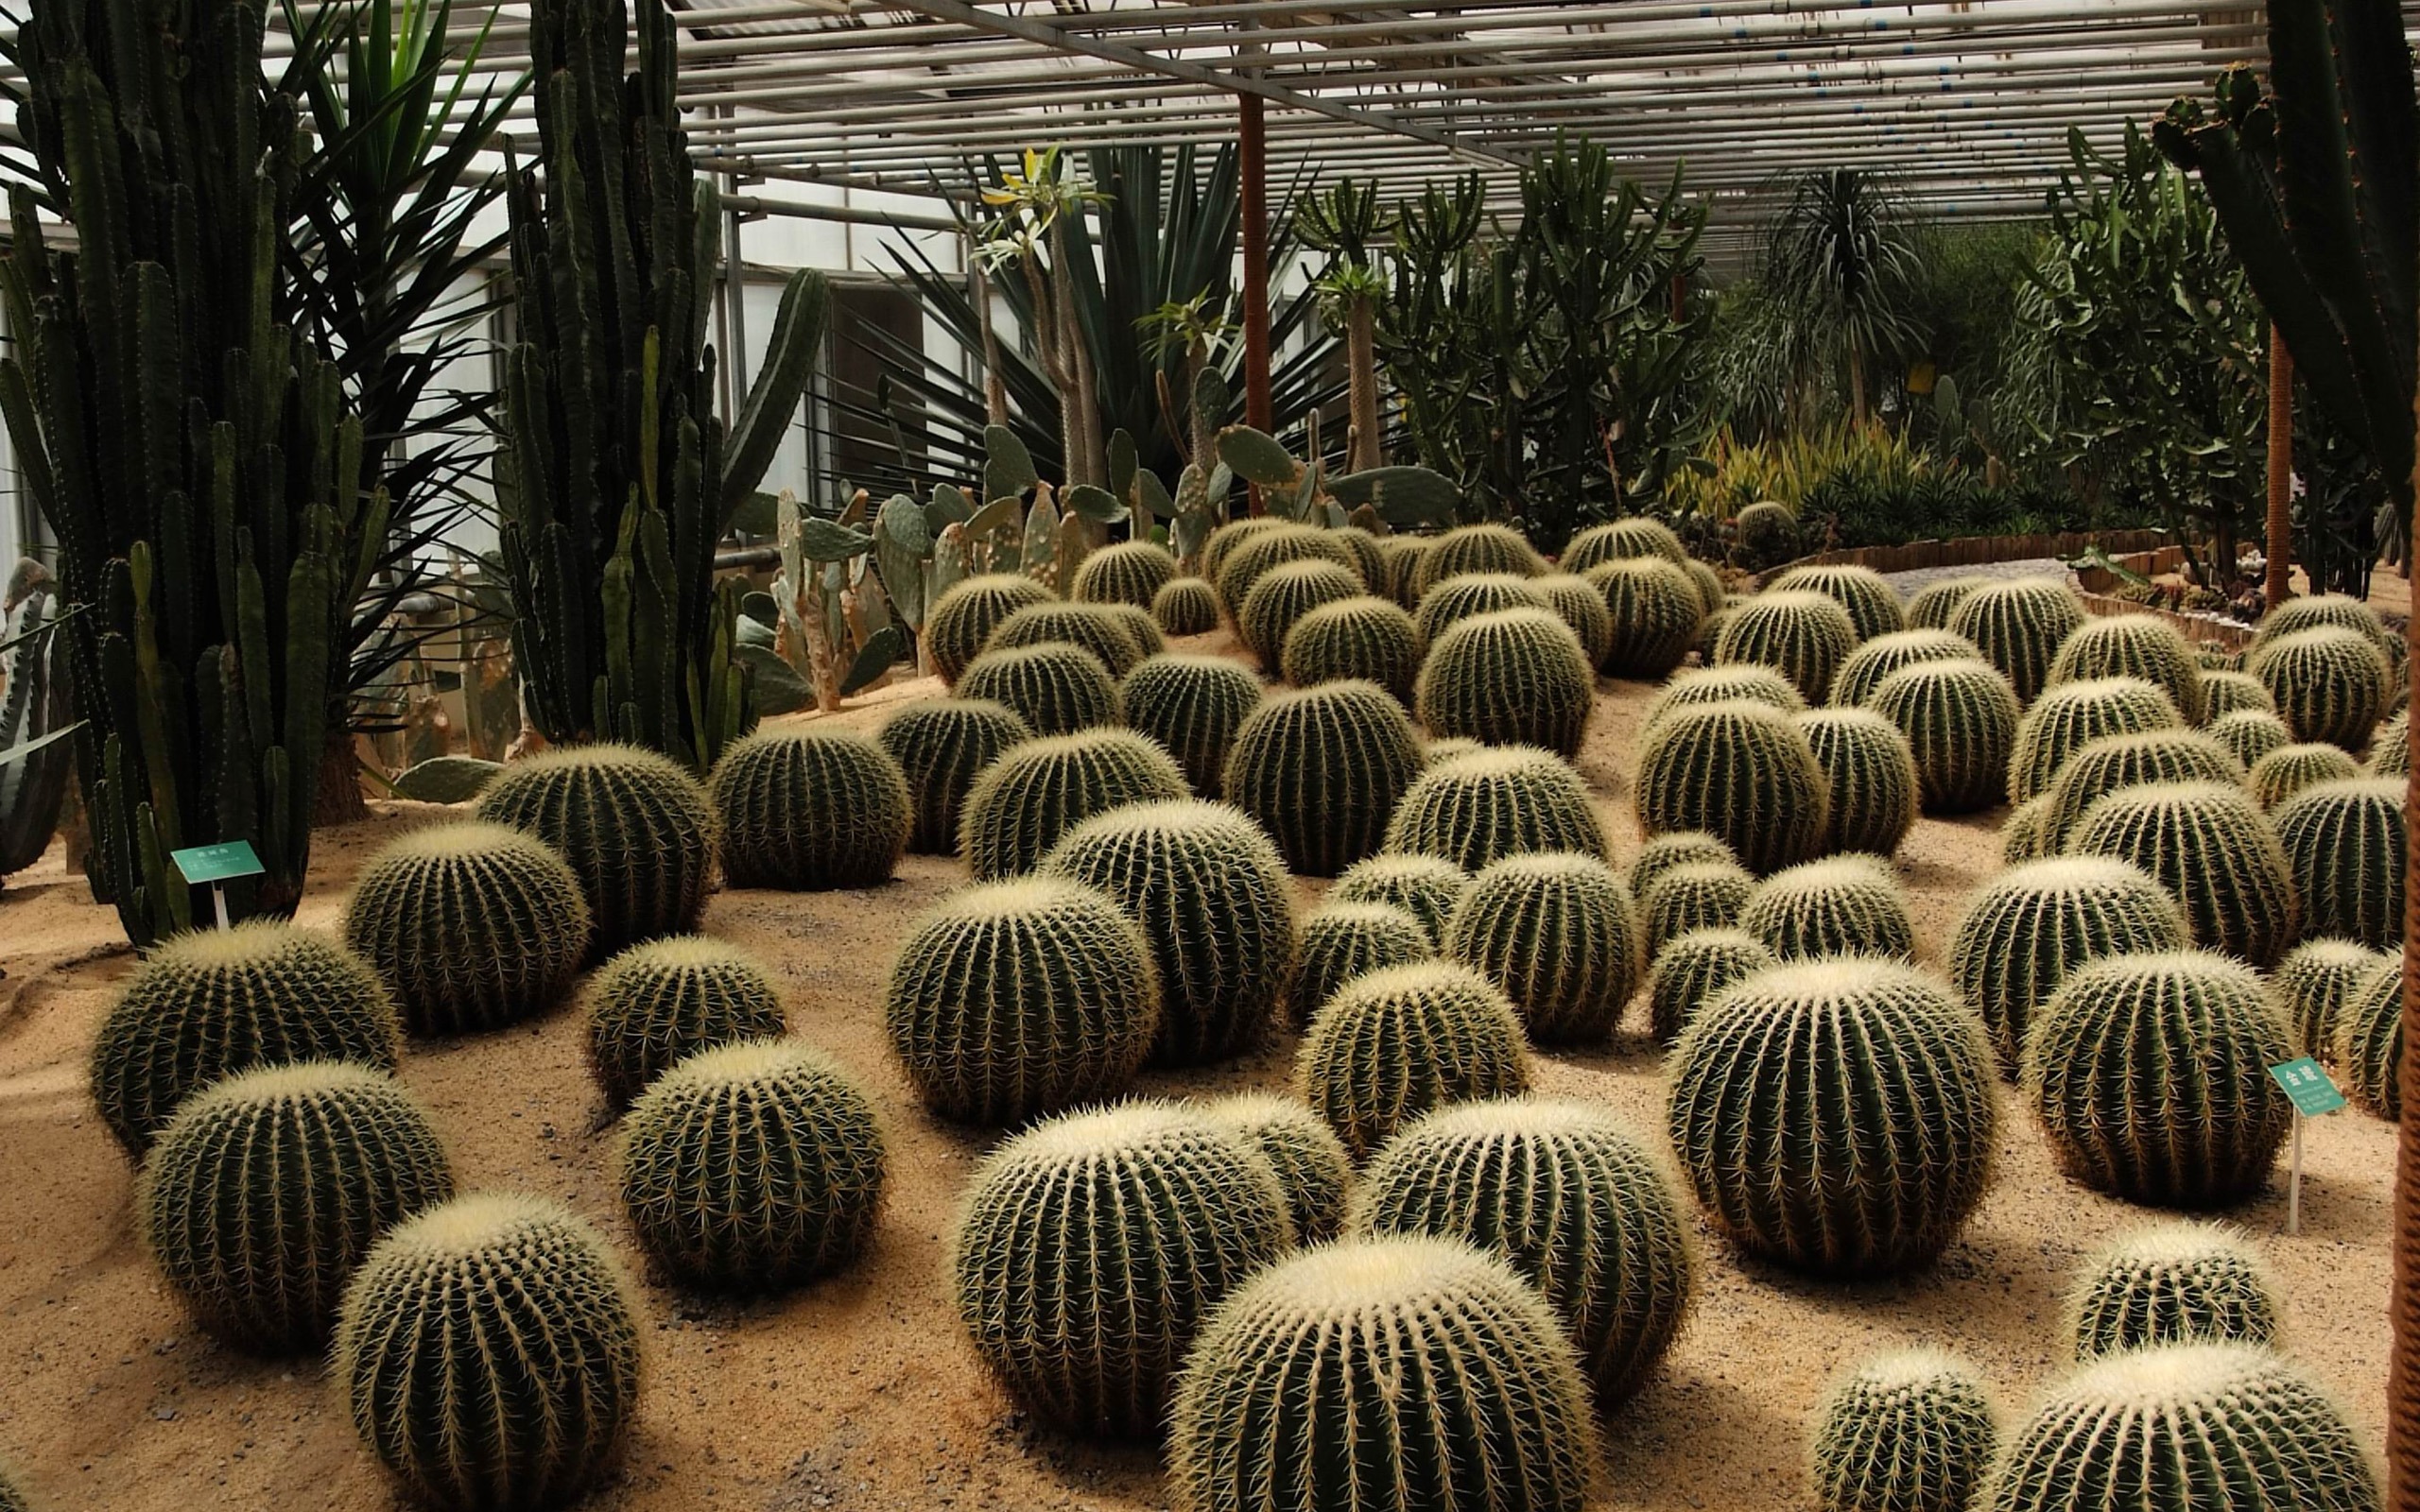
[1443,851,1643,1043]
[2251,626,2393,748]
[1807,1349,1998,1512]
[1714,590,1858,704]
[878,697,1035,853]
[1538,573,1616,668]
[2002,795,2057,864]
[1798,708,1919,854]
[983,602,1150,677]
[1641,861,1756,954]
[2040,730,2250,845]
[1216,524,1362,614]
[2209,707,2295,770]
[2273,777,2405,950]
[2200,668,2278,721]
[1121,653,1262,796]
[1562,518,1686,572]
[2334,958,2404,1120]
[1769,563,1907,643]
[582,936,786,1109]
[1330,853,1471,945]
[927,575,1059,683]
[1628,830,1742,893]
[1947,858,2189,1075]
[1070,539,1178,607]
[2066,1223,2282,1360]
[959,730,1189,882]
[1634,699,1829,873]
[1649,927,1779,1049]
[1415,607,1597,758]
[1904,576,1993,631]
[1831,628,1985,708]
[1238,558,1365,665]
[1869,659,2021,813]
[1384,744,1608,871]
[708,727,912,890]
[2066,782,2298,968]
[1201,1092,1353,1245]
[1645,663,1809,722]
[2276,938,2389,1059]
[1223,680,1423,876]
[1945,577,2085,704]
[1299,961,1531,1159]
[1412,523,1547,593]
[344,822,593,1035]
[2007,678,2186,805]
[474,744,718,952]
[1412,571,1556,648]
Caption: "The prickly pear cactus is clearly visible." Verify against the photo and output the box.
[927,574,1057,683]
[1806,1349,1998,1512]
[583,936,787,1109]
[1299,961,1530,1159]
[1443,851,1642,1043]
[1224,680,1423,876]
[1797,708,1919,855]
[1947,858,2189,1076]
[959,730,1189,881]
[2007,678,2186,805]
[1201,1092,1354,1245]
[1122,653,1262,796]
[1831,628,1984,709]
[1384,744,1609,871]
[878,698,1036,854]
[709,727,912,890]
[2272,778,2404,951]
[1329,853,1471,946]
[1945,576,2085,705]
[1634,699,1829,873]
[1738,855,1917,961]
[1868,659,2021,813]
[1714,590,1858,704]
[956,641,1122,736]
[2066,1222,2281,1361]
[2066,782,2297,969]
[344,822,593,1035]
[1415,608,1598,758]
[474,744,717,954]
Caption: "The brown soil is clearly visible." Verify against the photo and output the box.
[0,629,2392,1512]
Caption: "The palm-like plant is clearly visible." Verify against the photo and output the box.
[979,147,1114,487]
[1298,180,1390,472]
[1756,168,1925,425]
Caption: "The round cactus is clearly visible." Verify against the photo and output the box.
[1536,573,1616,668]
[91,922,401,1157]
[1070,538,1178,607]
[1216,523,1361,614]
[2007,677,2186,805]
[2201,668,2279,722]
[2210,707,2295,770]
[1983,1343,2378,1512]
[139,1061,453,1352]
[1641,861,1755,954]
[1630,829,1741,893]
[1563,517,1686,572]
[1412,570,1555,648]
[984,601,1149,677]
[955,1101,1290,1439]
[2255,591,2394,654]
[1120,652,1261,796]
[1152,576,1220,636]
[1904,576,1993,631]
[1646,662,1809,723]
[2066,782,2298,968]
[1412,522,1545,593]
[959,729,1189,881]
[1385,743,1608,870]
[1443,851,1643,1043]
[335,1194,641,1512]
[1106,602,1166,659]
[1201,1092,1353,1244]
[1634,698,1829,873]
[345,821,592,1035]
[1668,957,1996,1275]
[620,1040,884,1290]
[885,878,1159,1124]
[1300,961,1530,1159]
[1330,852,1470,945]
[1329,525,1387,591]
[2041,729,2249,845]
[2333,957,2403,1120]
[0,1463,26,1512]
[708,726,911,890]
[1169,1234,1598,1512]
[2046,615,2206,723]
[1426,734,1488,765]
[1291,900,1433,1026]
[1586,557,1703,679]
[2272,779,2402,951]
[2066,1223,2282,1361]
[1945,576,2085,704]
[2277,938,2389,1060]
[1357,1099,1696,1405]
[2371,707,2411,778]
[878,697,1034,854]
[1734,500,1800,565]
[2251,626,2392,749]
[1237,558,1364,665]
[926,573,1057,683]
[1806,1349,1998,1512]
[1869,659,2021,813]
[1947,858,2190,1076]
[1714,589,1858,703]
[581,935,786,1109]
[1415,607,1597,757]
[1829,627,1985,709]
[1739,855,1918,961]
[1648,927,1778,1049]
[955,640,1121,736]
[1043,799,1296,1064]
[1281,593,1421,703]
[1769,563,1906,643]
[1201,515,1288,592]
[2002,795,2056,864]
[1223,679,1423,876]
[473,744,716,954]
[1375,533,1433,608]
[2025,950,2292,1205]
[1799,708,1919,854]
[1683,558,1727,617]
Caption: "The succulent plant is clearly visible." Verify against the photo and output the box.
[1904,576,1994,631]
[984,601,1150,678]
[0,1462,26,1512]
[2208,707,2295,770]
[620,1040,884,1290]
[1120,653,1262,796]
[955,641,1122,736]
[2200,668,2279,723]
[1668,957,1996,1275]
[1070,539,1179,608]
[474,744,717,954]
[1411,571,1557,649]
[1769,563,1907,643]
[1733,500,1800,565]
[1376,534,1434,608]
[92,923,402,1157]
[1224,680,1424,876]
[2025,950,2293,1205]
[1798,709,1919,855]
[1947,858,2190,1076]
[1982,1343,2378,1512]
[1714,589,1859,703]
[1563,517,1687,572]
[1201,1092,1353,1244]
[1645,663,1810,723]
[1634,699,1829,873]
[1426,735,1488,765]
[2040,729,2250,845]
[2333,958,2403,1121]
[2251,626,2393,748]
[1683,558,1727,618]
[1443,851,1643,1043]
[2046,615,2207,723]
[1869,659,2021,813]
[2253,591,2394,654]
[1585,557,1703,679]
[1537,574,1616,668]
[1299,961,1531,1159]
[1237,558,1364,665]
[1290,901,1434,1027]
[927,574,1058,683]
[1329,527,1388,593]
[1806,1349,1998,1512]
[1641,861,1756,954]
[2066,782,2298,968]
[1415,608,1597,757]
[1629,829,1742,893]
[1043,799,1297,1064]
[582,936,786,1109]
[2276,938,2389,1060]
[1281,594,1422,704]
[955,1101,1290,1439]
[1216,523,1363,614]
[1168,1234,1598,1512]
[1739,855,1918,961]
[2371,707,2411,778]
[959,729,1190,881]
[1945,576,2085,704]
[1201,516,1288,592]
[1330,853,1470,945]
[1357,1099,1696,1404]
[1412,523,1547,593]
[2066,1222,2282,1361]
[877,697,1035,854]
[335,1194,641,1511]
[345,821,593,1035]
[2002,795,2056,864]
[1829,627,1988,709]
[1651,929,1779,1051]
[1152,576,1221,636]
[1107,603,1167,659]
[1385,743,1608,871]
[139,1061,453,1352]
[709,726,912,890]
[2272,779,2403,950]
[2006,678,2186,804]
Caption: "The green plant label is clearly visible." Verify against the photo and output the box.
[170,839,266,885]
[2266,1057,2348,1117]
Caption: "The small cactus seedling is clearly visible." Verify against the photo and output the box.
[2001,795,2056,864]
[1648,927,1780,1049]
[926,574,1057,683]
[1121,653,1263,796]
[1806,1349,1998,1512]
[1868,659,2021,813]
[1798,708,1919,854]
[1443,851,1643,1043]
[1415,607,1597,757]
[956,641,1122,736]
[2066,1222,2282,1361]
[1830,627,1986,709]
[1299,961,1531,1159]
[1330,852,1471,945]
[1384,744,1609,871]
[1629,829,1742,893]
[1238,558,1365,665]
[474,744,717,954]
[1586,557,1703,679]
[1070,539,1178,607]
[1945,576,2085,704]
[1947,858,2189,1076]
[1201,1092,1354,1244]
[1769,563,1907,643]
[1644,663,1809,723]
[959,729,1190,881]
[2208,707,2295,769]
[1739,855,1918,961]
[709,727,912,890]
[2251,626,2393,748]
[1282,594,1423,704]
[2006,678,2186,805]
[1563,518,1686,572]
[878,697,1036,854]
[2200,668,2278,721]
[1412,571,1555,649]
[984,602,1150,677]
[344,821,592,1035]
[1151,576,1220,636]
[1224,680,1423,876]
[2066,782,2298,969]
[2273,777,2404,950]
[2040,730,2249,846]
[583,936,787,1110]
[1538,574,1616,669]
[2334,958,2403,1121]
[2048,615,2207,723]
[1412,523,1546,593]
[1290,901,1434,1027]
[2276,938,2389,1060]
[1634,699,1829,873]
[1641,861,1755,954]
[1714,589,1858,704]
[1905,576,1993,631]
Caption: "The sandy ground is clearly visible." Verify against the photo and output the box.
[0,625,2394,1512]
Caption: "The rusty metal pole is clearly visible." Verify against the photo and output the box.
[2265,325,2293,610]
[1239,91,1272,515]
[2396,396,2420,1512]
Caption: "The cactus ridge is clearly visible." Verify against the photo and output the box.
[2251,626,2393,749]
[1904,576,1995,631]
[1384,743,1609,871]
[1714,589,1859,703]
[1238,558,1364,665]
[959,729,1189,881]
[1947,858,2190,1076]
[1412,572,1557,649]
[1070,540,1179,608]
[878,698,1036,854]
[1830,628,1986,709]
[1152,576,1221,636]
[1201,1093,1354,1245]
[1217,524,1362,614]
[1798,708,1920,854]
[2276,938,2389,1060]
[1415,607,1598,758]
[1120,653,1262,796]
[1629,830,1743,895]
[1649,927,1780,1050]
[1563,518,1687,572]
[1634,699,1829,874]
[1739,855,1918,961]
[334,1194,642,1512]
[2200,669,2279,723]
[2209,708,2295,770]
[927,574,1058,684]
[2001,795,2057,865]
[1224,680,1424,876]
[474,744,717,953]
[709,727,912,890]
[344,821,593,1036]
[2007,678,2187,804]
[2023,949,2294,1206]
[2066,781,2298,968]
[2041,729,2249,846]
[1299,961,1531,1159]
[2066,1223,2282,1361]
[1869,659,2022,813]
[1291,902,1435,1027]
[985,602,1150,678]
[1668,957,1996,1276]
[955,641,1122,736]
[1537,574,1616,668]
[1413,523,1547,593]
[1945,576,2085,704]
[1641,861,1756,954]
[2273,778,2405,950]
[2334,958,2404,1121]
[1807,1349,1999,1512]
[1330,853,1471,945]
[1584,558,1703,679]
[1282,594,1422,704]
[1646,663,1809,723]
[1425,735,1488,766]
[583,936,787,1109]
[1443,852,1643,1043]
[1769,563,1908,643]
[2048,616,2207,723]
[2371,707,2411,778]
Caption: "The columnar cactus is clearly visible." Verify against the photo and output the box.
[1300,961,1531,1159]
[1798,708,1919,855]
[1412,571,1556,648]
[1905,576,1994,631]
[344,822,593,1035]
[984,602,1150,677]
[1868,659,2021,813]
[927,574,1057,683]
[1443,852,1643,1043]
[1645,663,1810,722]
[335,1194,641,1512]
[582,936,786,1109]
[2250,626,2393,748]
[1830,627,1988,709]
[2276,938,2389,1059]
[2209,708,2295,769]
[1168,1235,1598,1512]
[2047,615,2208,723]
[2041,730,2249,845]
[1586,558,1703,679]
[1563,518,1686,572]
[1630,830,1742,893]
[1538,574,1616,668]
[2371,707,2411,778]
[1668,957,1996,1275]
[2024,950,2292,1205]
[2066,1223,2282,1361]
[878,698,1036,854]
[1216,523,1362,614]
[1385,744,1609,870]
[139,1061,453,1352]
[1224,680,1424,876]
[2333,958,2403,1120]
[1982,1344,2379,1512]
[1947,858,2190,1075]
[1238,558,1365,665]
[1945,576,2086,704]
[956,641,1122,736]
[959,730,1189,881]
[1714,589,1859,703]
[1634,699,1830,873]
[620,1040,884,1290]
[474,744,717,953]
[2002,795,2056,864]
[1281,594,1422,704]
[2200,668,2278,722]
[1648,927,1777,1048]
[709,727,912,890]
[1043,799,1297,1064]
[1641,861,1756,954]
[1151,576,1221,636]
[1412,522,1546,593]
[1806,1349,1998,1512]
[1201,1092,1354,1244]
[1121,653,1262,796]
[1330,853,1471,945]
[2006,678,2186,804]
[1769,563,1907,643]
[1415,607,1597,757]
[2066,782,2298,968]
[92,923,402,1156]
[2272,779,2402,949]
[954,1102,1290,1439]
[1290,902,1435,1026]
[1739,855,1918,961]
[1356,1099,1697,1404]
[885,878,1159,1124]
[1070,539,1179,608]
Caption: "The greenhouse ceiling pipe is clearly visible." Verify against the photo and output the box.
[999,0,2254,42]
[719,191,959,232]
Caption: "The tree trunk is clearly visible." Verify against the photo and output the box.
[312,724,368,825]
[1347,297,1383,472]
[971,255,1009,427]
[1848,333,1868,427]
[2264,326,2294,609]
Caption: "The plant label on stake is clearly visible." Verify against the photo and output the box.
[2265,1056,2347,1236]
[170,840,266,931]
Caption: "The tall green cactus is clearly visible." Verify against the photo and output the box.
[0,564,73,885]
[498,0,826,771]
